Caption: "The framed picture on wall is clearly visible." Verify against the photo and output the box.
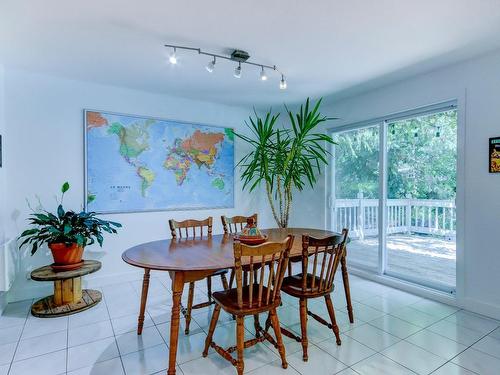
[490,137,500,173]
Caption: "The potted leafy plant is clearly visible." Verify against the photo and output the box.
[18,182,121,271]
[236,98,336,228]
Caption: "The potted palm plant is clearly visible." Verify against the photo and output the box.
[236,98,336,228]
[18,182,121,270]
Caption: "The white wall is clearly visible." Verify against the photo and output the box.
[2,68,272,302]
[290,49,500,319]
[0,64,7,312]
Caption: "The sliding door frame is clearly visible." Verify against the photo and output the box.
[328,100,458,294]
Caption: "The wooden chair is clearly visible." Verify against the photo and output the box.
[221,213,258,289]
[277,229,349,361]
[169,217,229,334]
[221,213,258,234]
[203,235,294,375]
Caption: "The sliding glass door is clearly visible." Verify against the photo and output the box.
[332,125,380,270]
[330,103,457,293]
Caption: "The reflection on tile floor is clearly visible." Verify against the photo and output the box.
[0,273,499,374]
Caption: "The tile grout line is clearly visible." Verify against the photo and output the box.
[6,299,32,375]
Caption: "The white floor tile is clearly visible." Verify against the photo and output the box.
[248,359,300,374]
[67,337,119,372]
[228,343,279,373]
[445,310,500,334]
[276,306,302,327]
[14,330,67,361]
[0,315,27,329]
[178,352,233,375]
[69,319,114,347]
[390,306,441,328]
[156,318,204,343]
[382,340,446,374]
[0,364,8,375]
[116,326,164,356]
[111,312,154,335]
[336,369,360,375]
[287,318,337,344]
[317,334,376,366]
[360,295,408,314]
[0,342,16,365]
[410,300,459,319]
[343,302,385,322]
[21,315,68,339]
[489,326,500,340]
[369,315,421,339]
[121,343,169,375]
[68,305,110,329]
[67,357,125,375]
[431,362,478,375]
[9,349,66,375]
[345,324,400,351]
[352,353,416,375]
[427,320,485,346]
[0,324,23,345]
[405,330,467,360]
[287,345,347,374]
[472,335,500,359]
[452,348,500,375]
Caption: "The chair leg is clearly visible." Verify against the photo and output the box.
[270,308,288,369]
[229,269,235,289]
[299,298,308,361]
[207,276,212,303]
[202,304,221,357]
[325,294,342,345]
[253,314,261,338]
[185,282,195,335]
[236,316,245,375]
[220,273,229,291]
[341,255,354,323]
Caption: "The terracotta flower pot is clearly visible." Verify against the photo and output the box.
[48,243,84,271]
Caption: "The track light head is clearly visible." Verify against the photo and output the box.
[169,47,177,64]
[234,62,242,78]
[280,75,287,90]
[260,66,267,81]
[206,56,216,73]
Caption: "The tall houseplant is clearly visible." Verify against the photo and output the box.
[236,98,336,228]
[18,182,121,270]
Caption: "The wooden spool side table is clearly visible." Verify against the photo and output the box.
[30,260,102,318]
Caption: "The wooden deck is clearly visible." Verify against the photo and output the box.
[346,234,456,287]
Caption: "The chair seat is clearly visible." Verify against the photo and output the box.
[213,285,280,315]
[213,269,228,276]
[281,273,333,298]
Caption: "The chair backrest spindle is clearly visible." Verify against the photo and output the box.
[301,229,348,294]
[233,235,293,309]
[169,217,213,239]
[221,214,258,234]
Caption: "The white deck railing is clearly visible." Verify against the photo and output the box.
[332,198,456,239]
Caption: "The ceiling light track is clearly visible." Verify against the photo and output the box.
[164,43,287,89]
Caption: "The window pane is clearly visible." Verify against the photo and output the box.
[385,110,457,289]
[332,125,379,270]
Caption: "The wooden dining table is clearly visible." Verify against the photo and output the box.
[122,227,353,375]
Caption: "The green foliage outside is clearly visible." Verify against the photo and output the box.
[334,110,457,200]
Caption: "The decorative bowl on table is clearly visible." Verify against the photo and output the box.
[234,217,268,245]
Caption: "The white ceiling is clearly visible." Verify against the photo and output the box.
[2,0,500,107]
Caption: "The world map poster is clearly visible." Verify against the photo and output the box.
[85,110,234,213]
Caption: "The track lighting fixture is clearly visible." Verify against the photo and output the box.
[164,44,287,89]
[260,66,268,81]
[206,56,216,73]
[280,74,287,90]
[234,62,242,78]
[169,47,177,64]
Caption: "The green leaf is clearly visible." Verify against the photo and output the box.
[57,204,65,219]
[61,182,70,194]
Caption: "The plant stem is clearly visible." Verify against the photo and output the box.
[265,181,282,227]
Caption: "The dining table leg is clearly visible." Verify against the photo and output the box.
[340,255,354,323]
[167,271,185,375]
[137,268,151,335]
